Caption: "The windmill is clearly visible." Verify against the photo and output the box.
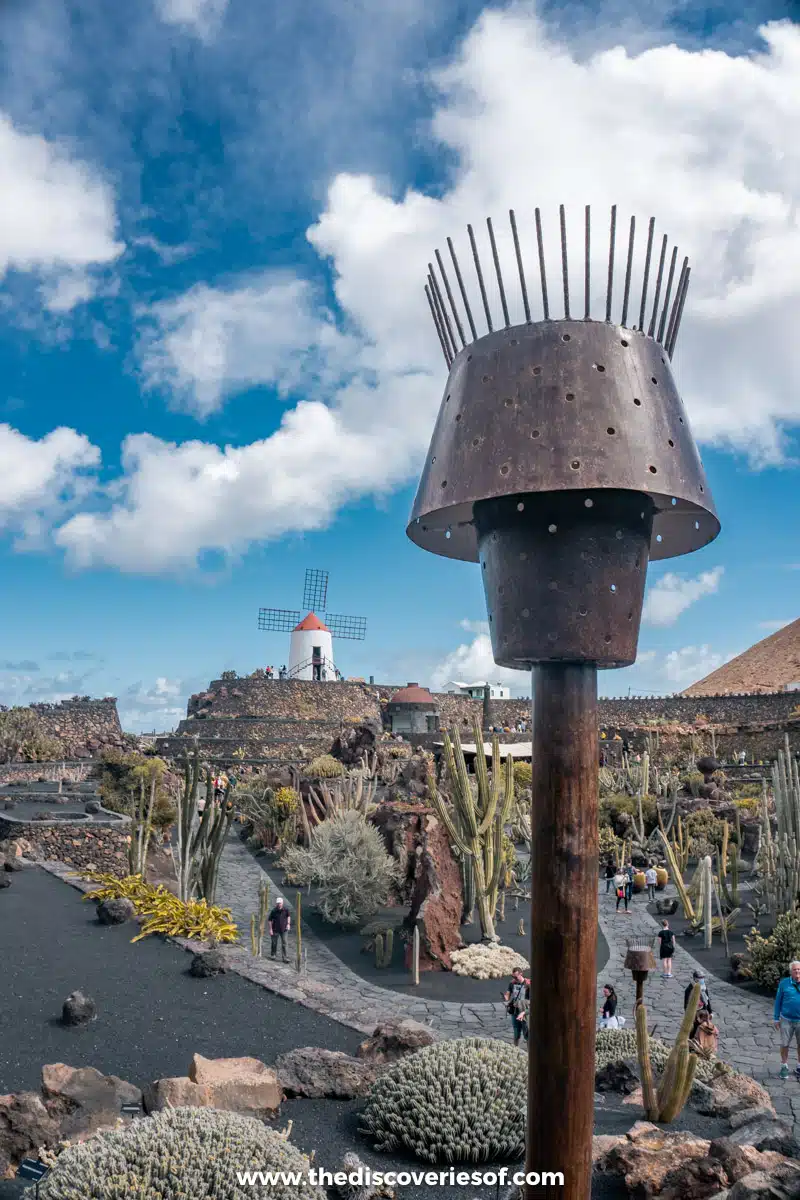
[258,569,367,681]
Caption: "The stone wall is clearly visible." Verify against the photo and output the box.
[188,678,381,722]
[31,698,126,757]
[0,818,129,874]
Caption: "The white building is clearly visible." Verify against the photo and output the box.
[446,680,511,700]
[288,613,336,681]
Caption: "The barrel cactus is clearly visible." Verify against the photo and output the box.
[359,1037,526,1163]
[36,1106,325,1199]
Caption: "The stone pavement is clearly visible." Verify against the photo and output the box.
[596,879,800,1127]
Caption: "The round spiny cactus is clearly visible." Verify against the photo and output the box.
[37,1106,325,1199]
[595,1028,731,1083]
[306,754,345,779]
[359,1037,526,1163]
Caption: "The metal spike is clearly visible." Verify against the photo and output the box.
[509,209,531,323]
[487,217,510,328]
[428,267,456,359]
[665,258,689,353]
[448,236,477,342]
[425,284,452,366]
[648,234,668,338]
[535,207,549,320]
[584,205,590,320]
[605,205,617,322]
[666,265,691,357]
[638,217,655,331]
[621,215,635,328]
[559,204,570,320]
[468,224,493,334]
[657,246,678,344]
[435,248,465,348]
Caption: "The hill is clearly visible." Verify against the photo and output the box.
[682,617,800,696]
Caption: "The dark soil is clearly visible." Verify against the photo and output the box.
[255,852,610,1002]
[647,879,778,1000]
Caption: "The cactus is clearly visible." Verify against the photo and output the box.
[374,929,394,968]
[295,890,302,973]
[634,985,700,1124]
[427,724,515,943]
[37,1106,324,1199]
[175,746,235,904]
[359,1038,526,1163]
[629,751,650,845]
[658,829,695,921]
[250,877,270,957]
[757,761,800,915]
[412,924,420,985]
[128,774,157,877]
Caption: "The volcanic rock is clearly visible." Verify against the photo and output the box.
[97,898,136,925]
[655,898,679,916]
[355,1019,435,1063]
[186,1054,282,1116]
[41,1064,141,1138]
[275,1048,381,1098]
[595,1061,639,1095]
[0,1093,60,1177]
[189,948,227,978]
[61,991,96,1026]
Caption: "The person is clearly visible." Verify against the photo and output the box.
[624,863,635,904]
[657,919,675,978]
[614,869,629,914]
[268,897,292,962]
[645,863,658,902]
[774,960,800,1080]
[693,1009,719,1054]
[684,970,712,1038]
[604,861,616,893]
[599,984,619,1029]
[503,967,530,1045]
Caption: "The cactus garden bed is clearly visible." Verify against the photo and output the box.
[254,853,609,1002]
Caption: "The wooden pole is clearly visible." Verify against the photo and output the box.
[527,663,598,1200]
[412,925,420,986]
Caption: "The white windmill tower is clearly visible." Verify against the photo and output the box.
[258,568,367,681]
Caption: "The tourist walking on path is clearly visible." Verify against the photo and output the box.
[503,967,530,1045]
[599,984,620,1029]
[645,864,657,902]
[604,862,616,893]
[685,970,712,1038]
[624,862,635,904]
[614,869,629,914]
[774,960,800,1080]
[657,920,675,978]
[268,897,291,962]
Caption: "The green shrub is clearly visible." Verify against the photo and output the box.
[684,809,728,847]
[513,761,532,795]
[360,1038,526,1162]
[746,912,800,990]
[306,754,345,779]
[598,793,658,835]
[280,811,400,925]
[681,772,705,798]
[38,1106,323,1199]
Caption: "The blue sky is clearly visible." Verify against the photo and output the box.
[0,0,797,731]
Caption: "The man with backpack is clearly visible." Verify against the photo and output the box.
[774,960,800,1079]
[503,967,530,1045]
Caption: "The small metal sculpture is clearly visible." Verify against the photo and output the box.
[625,936,658,1009]
[408,205,720,1200]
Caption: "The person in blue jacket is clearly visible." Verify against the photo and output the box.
[774,960,800,1079]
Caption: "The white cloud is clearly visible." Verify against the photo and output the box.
[642,566,724,626]
[430,626,530,694]
[137,273,359,419]
[0,113,122,303]
[0,424,100,544]
[661,644,731,687]
[154,0,228,41]
[117,677,187,734]
[28,11,800,570]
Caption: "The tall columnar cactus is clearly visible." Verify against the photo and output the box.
[374,929,394,968]
[128,774,157,877]
[250,877,270,957]
[758,764,800,915]
[176,747,235,904]
[635,984,700,1124]
[295,890,303,972]
[775,734,800,846]
[426,722,515,943]
[629,750,650,845]
[658,829,695,921]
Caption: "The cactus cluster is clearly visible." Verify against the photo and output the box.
[595,1028,731,1084]
[306,754,346,779]
[360,1038,525,1163]
[36,1106,324,1199]
[450,943,528,980]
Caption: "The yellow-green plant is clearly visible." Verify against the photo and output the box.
[658,828,695,920]
[426,722,514,942]
[306,754,345,779]
[637,983,700,1123]
[513,761,531,795]
[84,872,238,943]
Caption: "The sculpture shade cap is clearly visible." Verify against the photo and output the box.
[407,320,719,564]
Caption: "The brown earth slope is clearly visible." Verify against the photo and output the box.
[683,616,800,695]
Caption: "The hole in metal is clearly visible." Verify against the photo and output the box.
[532,365,542,375]
[445,530,451,539]
[648,465,657,474]
[467,354,473,361]
[579,608,588,617]
[584,498,594,508]
[607,427,615,435]
[472,438,480,447]
[531,430,541,439]
[510,339,518,346]
[548,524,557,533]
[700,485,704,493]
[615,530,623,539]
[571,460,580,470]
[628,612,633,620]
[671,498,677,506]
[695,520,700,530]
[482,374,490,382]
[620,339,629,347]
[604,634,612,643]
[679,416,684,423]
[455,413,462,422]
[565,392,575,401]
[504,398,513,407]
[441,480,447,488]
[517,502,525,512]
[594,364,606,372]
[633,397,641,406]
[500,464,510,475]
[610,584,617,592]
[656,534,663,543]
[651,376,658,384]
[522,608,530,618]
[431,456,436,463]
[562,334,571,341]
[548,632,557,641]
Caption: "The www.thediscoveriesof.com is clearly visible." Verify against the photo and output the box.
[237,1166,565,1188]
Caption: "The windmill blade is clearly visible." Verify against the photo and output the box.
[258,608,302,633]
[303,568,329,613]
[324,613,367,640]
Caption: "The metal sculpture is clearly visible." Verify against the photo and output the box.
[407,205,720,1200]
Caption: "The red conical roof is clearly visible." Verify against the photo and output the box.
[293,612,330,633]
